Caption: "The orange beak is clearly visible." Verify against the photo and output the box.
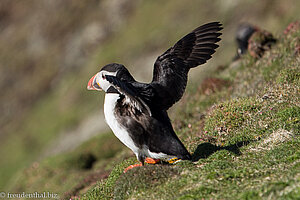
[87,74,102,91]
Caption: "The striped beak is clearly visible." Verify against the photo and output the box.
[87,73,102,91]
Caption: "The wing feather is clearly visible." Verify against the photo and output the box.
[150,22,222,110]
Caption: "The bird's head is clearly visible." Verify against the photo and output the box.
[87,63,134,92]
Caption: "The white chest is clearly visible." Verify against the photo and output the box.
[103,94,139,154]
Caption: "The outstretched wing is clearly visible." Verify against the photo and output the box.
[105,75,152,116]
[150,22,222,110]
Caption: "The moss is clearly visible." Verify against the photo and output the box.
[265,139,300,163]
[178,186,218,199]
[204,98,261,145]
[276,106,300,132]
[114,165,180,199]
[262,58,282,81]
[261,181,293,199]
[238,190,260,200]
[82,158,136,200]
[276,68,300,85]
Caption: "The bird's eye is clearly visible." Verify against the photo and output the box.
[102,74,106,79]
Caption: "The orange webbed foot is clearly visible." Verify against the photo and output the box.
[123,158,161,173]
[145,157,161,164]
[124,163,143,173]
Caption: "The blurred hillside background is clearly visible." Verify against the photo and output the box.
[0,0,299,196]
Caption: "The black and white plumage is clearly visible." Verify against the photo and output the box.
[87,22,222,165]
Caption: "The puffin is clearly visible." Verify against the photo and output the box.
[236,23,256,56]
[87,22,222,172]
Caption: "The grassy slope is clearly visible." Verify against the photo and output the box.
[4,0,300,199]
[80,27,300,199]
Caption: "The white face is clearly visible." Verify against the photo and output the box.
[94,70,117,92]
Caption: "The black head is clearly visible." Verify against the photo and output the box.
[87,63,134,92]
[101,63,135,82]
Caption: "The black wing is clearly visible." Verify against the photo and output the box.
[150,22,222,110]
[105,75,152,116]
